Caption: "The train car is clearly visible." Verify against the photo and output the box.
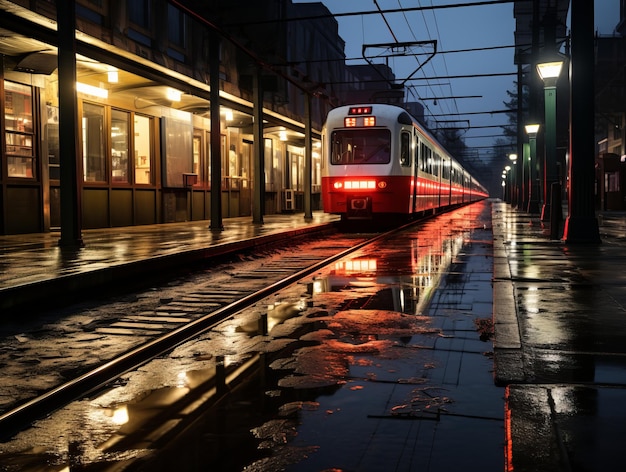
[321,104,488,221]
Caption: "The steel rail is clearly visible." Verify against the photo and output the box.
[0,220,419,441]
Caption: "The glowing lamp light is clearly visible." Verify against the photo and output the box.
[279,129,287,141]
[345,180,376,189]
[537,61,563,82]
[166,87,182,101]
[76,82,108,98]
[344,117,357,127]
[107,70,119,83]
[525,123,540,136]
[509,153,518,161]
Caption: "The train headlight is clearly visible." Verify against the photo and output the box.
[333,181,343,189]
[377,181,387,189]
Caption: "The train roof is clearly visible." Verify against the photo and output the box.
[326,103,488,191]
[328,104,454,161]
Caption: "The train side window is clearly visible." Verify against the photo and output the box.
[400,132,410,166]
[424,145,432,174]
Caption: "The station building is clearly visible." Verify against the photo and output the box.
[0,0,359,235]
[595,16,626,211]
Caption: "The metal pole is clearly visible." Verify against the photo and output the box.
[522,143,529,210]
[516,61,524,208]
[57,0,83,247]
[563,0,601,243]
[527,134,540,213]
[253,66,264,224]
[209,31,223,231]
[541,84,557,221]
[304,93,313,220]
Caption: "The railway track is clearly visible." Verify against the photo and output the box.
[0,222,416,444]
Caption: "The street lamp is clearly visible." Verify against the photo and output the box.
[537,59,564,232]
[525,123,540,213]
[504,165,512,203]
[509,153,518,207]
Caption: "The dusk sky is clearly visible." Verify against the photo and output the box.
[293,1,620,157]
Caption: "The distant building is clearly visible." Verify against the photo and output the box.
[344,63,404,105]
[595,5,626,210]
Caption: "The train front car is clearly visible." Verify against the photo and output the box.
[321,105,414,222]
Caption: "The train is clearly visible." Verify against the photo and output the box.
[321,103,488,222]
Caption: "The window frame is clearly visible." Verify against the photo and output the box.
[4,80,37,180]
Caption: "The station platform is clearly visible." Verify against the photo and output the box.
[0,211,340,313]
[492,201,626,471]
[0,202,624,470]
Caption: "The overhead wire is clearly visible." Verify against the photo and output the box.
[224,0,516,27]
[412,0,439,118]
[263,0,517,154]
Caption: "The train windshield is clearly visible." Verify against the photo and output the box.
[330,129,391,165]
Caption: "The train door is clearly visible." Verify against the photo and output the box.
[412,132,419,213]
[433,152,443,209]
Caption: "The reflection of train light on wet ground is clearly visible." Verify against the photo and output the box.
[321,104,488,222]
[310,226,466,316]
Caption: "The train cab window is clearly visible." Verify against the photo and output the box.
[330,129,391,165]
[400,132,411,167]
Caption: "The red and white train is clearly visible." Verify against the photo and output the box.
[321,104,488,221]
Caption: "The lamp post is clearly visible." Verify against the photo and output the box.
[509,153,518,207]
[504,166,511,202]
[525,124,540,213]
[537,60,564,231]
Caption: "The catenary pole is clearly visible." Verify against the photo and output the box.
[563,0,601,243]
[57,0,83,247]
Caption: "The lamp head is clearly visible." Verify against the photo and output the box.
[525,123,540,137]
[537,60,563,87]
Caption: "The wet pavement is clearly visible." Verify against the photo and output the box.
[0,202,501,471]
[0,212,338,313]
[254,201,502,471]
[0,201,625,471]
[493,202,626,472]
